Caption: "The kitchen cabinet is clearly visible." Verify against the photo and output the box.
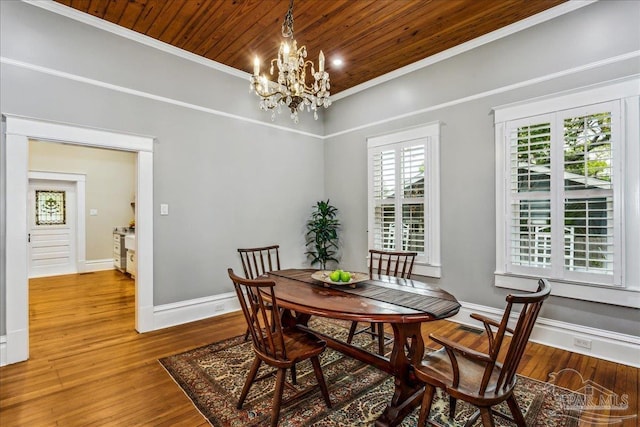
[125,235,136,278]
[113,231,127,273]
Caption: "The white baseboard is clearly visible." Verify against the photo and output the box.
[153,292,240,330]
[0,335,6,367]
[27,259,115,279]
[150,296,640,367]
[451,302,640,368]
[0,328,28,367]
[4,296,636,368]
[84,259,116,272]
[151,295,640,367]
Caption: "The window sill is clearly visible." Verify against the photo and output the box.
[494,273,640,308]
[414,263,442,278]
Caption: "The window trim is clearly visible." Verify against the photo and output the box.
[367,122,441,278]
[494,77,640,308]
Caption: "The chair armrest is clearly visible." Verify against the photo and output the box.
[471,313,514,334]
[429,334,492,364]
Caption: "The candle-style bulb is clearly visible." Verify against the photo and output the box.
[319,50,325,73]
[253,57,260,76]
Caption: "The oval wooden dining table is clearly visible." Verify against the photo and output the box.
[265,268,461,427]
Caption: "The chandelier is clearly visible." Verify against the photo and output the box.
[250,0,331,123]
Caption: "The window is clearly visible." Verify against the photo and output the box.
[35,190,66,225]
[367,123,441,277]
[494,78,640,307]
[507,104,618,284]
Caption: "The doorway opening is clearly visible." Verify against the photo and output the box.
[4,115,154,365]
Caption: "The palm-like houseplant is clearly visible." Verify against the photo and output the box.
[305,200,340,270]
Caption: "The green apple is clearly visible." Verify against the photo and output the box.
[329,270,341,282]
[340,271,351,282]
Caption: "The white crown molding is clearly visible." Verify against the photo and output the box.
[11,0,616,140]
[493,71,640,122]
[331,0,598,101]
[325,52,640,139]
[4,49,637,142]
[24,0,595,105]
[0,56,323,140]
[23,0,246,80]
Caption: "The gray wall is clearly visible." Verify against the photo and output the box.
[324,1,640,336]
[29,140,137,261]
[1,1,639,339]
[0,0,326,334]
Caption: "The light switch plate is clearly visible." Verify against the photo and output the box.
[89,209,98,216]
[160,204,169,215]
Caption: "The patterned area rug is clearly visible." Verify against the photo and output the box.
[159,319,581,426]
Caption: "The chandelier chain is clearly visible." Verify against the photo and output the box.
[282,0,295,38]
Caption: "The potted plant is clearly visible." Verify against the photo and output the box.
[305,199,340,270]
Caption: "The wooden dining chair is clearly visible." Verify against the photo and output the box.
[414,279,551,427]
[238,245,281,280]
[346,249,417,355]
[237,245,281,338]
[237,244,301,382]
[228,269,332,427]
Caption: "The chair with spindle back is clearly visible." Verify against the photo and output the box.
[238,245,281,280]
[414,279,551,427]
[237,245,281,340]
[238,245,300,383]
[228,269,332,427]
[346,249,418,355]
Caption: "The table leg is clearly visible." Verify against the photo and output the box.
[375,322,425,427]
[281,309,310,329]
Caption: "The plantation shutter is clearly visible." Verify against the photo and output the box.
[504,101,619,285]
[560,109,615,277]
[371,142,427,255]
[372,149,396,250]
[401,145,425,252]
[507,117,553,271]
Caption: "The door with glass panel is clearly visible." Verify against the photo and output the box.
[28,179,77,278]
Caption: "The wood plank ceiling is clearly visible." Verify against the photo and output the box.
[54,0,566,94]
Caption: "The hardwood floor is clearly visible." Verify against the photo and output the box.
[0,270,637,426]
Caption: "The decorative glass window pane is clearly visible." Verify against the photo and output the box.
[35,190,66,225]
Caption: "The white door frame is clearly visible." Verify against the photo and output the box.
[4,115,155,364]
[28,172,86,277]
